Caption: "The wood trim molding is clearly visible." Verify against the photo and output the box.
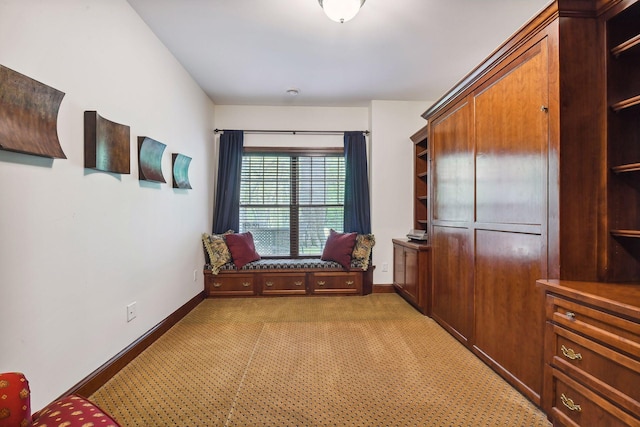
[373,284,396,293]
[62,291,205,399]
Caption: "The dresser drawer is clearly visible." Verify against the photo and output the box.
[260,273,306,295]
[549,324,640,417]
[546,295,640,358]
[550,368,639,427]
[205,274,256,296]
[310,272,362,294]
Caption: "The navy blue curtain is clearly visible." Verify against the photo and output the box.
[212,130,243,234]
[343,131,371,234]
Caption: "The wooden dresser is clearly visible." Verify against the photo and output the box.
[537,280,640,426]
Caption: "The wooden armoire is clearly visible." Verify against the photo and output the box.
[418,0,640,408]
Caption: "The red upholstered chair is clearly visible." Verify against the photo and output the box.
[0,372,120,427]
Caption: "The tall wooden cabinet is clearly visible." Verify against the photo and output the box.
[420,0,640,408]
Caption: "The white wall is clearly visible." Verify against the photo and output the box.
[214,102,431,285]
[369,101,432,285]
[0,0,215,410]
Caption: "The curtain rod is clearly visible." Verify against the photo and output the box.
[214,128,369,136]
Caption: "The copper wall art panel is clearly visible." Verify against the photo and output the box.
[172,153,192,189]
[138,136,166,183]
[0,64,66,158]
[84,111,130,174]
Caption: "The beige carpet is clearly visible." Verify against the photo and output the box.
[90,294,551,426]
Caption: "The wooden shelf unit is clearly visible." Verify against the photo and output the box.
[411,124,430,232]
[606,0,640,281]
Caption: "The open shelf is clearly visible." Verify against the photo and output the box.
[611,33,640,57]
[611,94,640,112]
[417,195,428,201]
[611,229,640,238]
[417,148,428,158]
[417,171,428,178]
[612,163,640,173]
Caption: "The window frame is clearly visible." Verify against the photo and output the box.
[241,146,345,258]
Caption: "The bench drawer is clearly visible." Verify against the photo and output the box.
[310,272,362,295]
[260,273,307,295]
[205,273,256,296]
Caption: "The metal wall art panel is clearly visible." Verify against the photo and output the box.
[84,111,130,174]
[138,136,166,183]
[0,64,66,158]
[172,153,192,189]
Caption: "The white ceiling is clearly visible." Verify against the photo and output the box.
[126,0,550,107]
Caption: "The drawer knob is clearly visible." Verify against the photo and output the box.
[346,280,354,286]
[242,282,251,287]
[317,281,326,286]
[565,311,576,320]
[295,281,303,286]
[213,282,221,288]
[266,281,273,287]
[560,393,582,412]
[561,345,582,361]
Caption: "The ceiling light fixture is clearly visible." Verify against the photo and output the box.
[318,0,366,23]
[286,88,299,96]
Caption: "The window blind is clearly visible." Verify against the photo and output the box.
[240,152,345,257]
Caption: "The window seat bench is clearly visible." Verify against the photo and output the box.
[203,258,374,297]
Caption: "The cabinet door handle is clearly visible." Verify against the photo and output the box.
[242,282,251,287]
[317,281,325,286]
[294,281,303,286]
[346,280,354,286]
[561,345,582,361]
[265,281,273,287]
[213,282,221,288]
[560,393,582,412]
[565,311,576,320]
[541,105,549,113]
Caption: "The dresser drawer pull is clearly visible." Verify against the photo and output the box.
[213,282,221,288]
[317,281,326,286]
[295,281,303,286]
[561,345,582,361]
[346,280,354,286]
[565,311,576,320]
[242,282,251,287]
[560,394,582,412]
[265,281,273,287]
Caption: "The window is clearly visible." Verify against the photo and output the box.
[239,148,345,257]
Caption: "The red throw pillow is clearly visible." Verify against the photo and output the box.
[321,229,357,269]
[0,372,30,427]
[225,232,261,269]
[31,395,120,427]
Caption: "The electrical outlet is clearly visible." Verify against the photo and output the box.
[127,302,137,322]
[193,269,198,282]
[382,262,389,272]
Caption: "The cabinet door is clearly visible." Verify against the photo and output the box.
[431,100,474,344]
[431,226,473,344]
[403,247,419,302]
[393,243,405,287]
[473,40,548,403]
[431,101,473,223]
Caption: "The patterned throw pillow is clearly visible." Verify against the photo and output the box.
[352,234,375,270]
[31,395,120,427]
[0,372,30,427]
[201,231,233,274]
